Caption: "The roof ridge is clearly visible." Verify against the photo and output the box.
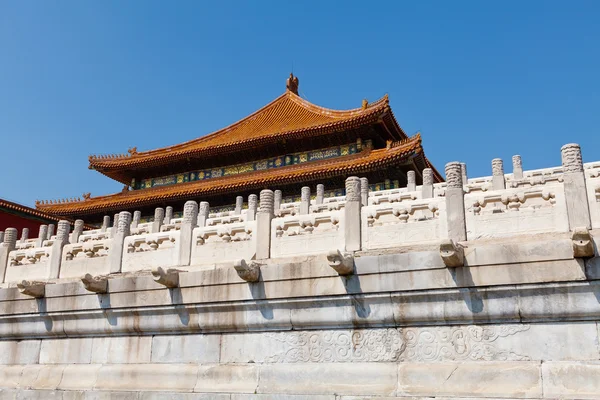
[89,92,388,164]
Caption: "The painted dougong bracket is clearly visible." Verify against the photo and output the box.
[17,280,47,298]
[440,239,464,267]
[151,267,181,288]
[234,259,261,282]
[81,273,109,294]
[571,227,595,258]
[326,249,354,275]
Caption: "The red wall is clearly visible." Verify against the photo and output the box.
[0,210,52,238]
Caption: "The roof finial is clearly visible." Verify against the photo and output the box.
[362,99,368,109]
[286,73,299,95]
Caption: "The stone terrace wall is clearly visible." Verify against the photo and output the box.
[0,143,599,399]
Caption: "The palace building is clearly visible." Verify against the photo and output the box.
[35,75,442,223]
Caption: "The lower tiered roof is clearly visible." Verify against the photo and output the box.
[36,134,440,217]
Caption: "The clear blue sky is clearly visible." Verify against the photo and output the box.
[1,1,599,207]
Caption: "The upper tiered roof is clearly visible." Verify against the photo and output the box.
[88,78,406,184]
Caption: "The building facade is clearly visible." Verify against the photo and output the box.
[35,75,441,223]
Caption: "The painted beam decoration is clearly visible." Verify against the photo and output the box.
[133,142,366,190]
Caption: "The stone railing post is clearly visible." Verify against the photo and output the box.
[460,163,468,185]
[512,155,523,180]
[0,228,17,283]
[316,184,325,205]
[111,213,120,237]
[492,158,506,190]
[274,190,282,214]
[48,220,71,279]
[0,232,4,243]
[247,194,258,221]
[300,187,310,215]
[445,162,467,242]
[422,168,433,199]
[197,202,210,227]
[20,228,29,243]
[345,177,362,252]
[109,211,132,274]
[36,225,47,247]
[407,171,416,192]
[152,207,165,233]
[360,177,369,207]
[561,143,591,230]
[178,201,198,266]
[101,216,110,233]
[47,224,55,240]
[256,189,274,259]
[164,206,173,224]
[235,196,244,216]
[71,220,84,244]
[132,211,142,229]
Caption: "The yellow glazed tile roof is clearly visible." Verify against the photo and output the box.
[88,91,394,171]
[40,135,424,216]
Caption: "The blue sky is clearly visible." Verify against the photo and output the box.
[1,1,598,206]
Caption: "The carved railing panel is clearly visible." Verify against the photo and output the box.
[122,231,181,272]
[271,210,345,257]
[361,198,446,250]
[5,247,54,283]
[60,239,112,279]
[160,217,184,232]
[79,230,111,242]
[465,183,569,240]
[585,163,600,229]
[190,221,256,266]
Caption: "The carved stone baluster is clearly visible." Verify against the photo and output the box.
[345,176,362,251]
[422,168,433,199]
[316,184,325,205]
[48,220,71,279]
[197,202,210,227]
[256,189,274,259]
[101,216,110,233]
[152,208,165,233]
[235,196,244,216]
[512,155,523,181]
[36,225,48,248]
[47,224,55,240]
[247,194,258,222]
[445,162,466,242]
[0,232,4,244]
[300,187,310,215]
[71,220,84,244]
[178,201,198,266]
[460,163,468,186]
[20,228,29,244]
[111,213,120,237]
[360,177,369,207]
[109,211,132,274]
[407,171,416,192]
[274,190,282,214]
[0,228,17,283]
[492,158,506,191]
[132,211,142,229]
[164,206,173,224]
[561,143,591,229]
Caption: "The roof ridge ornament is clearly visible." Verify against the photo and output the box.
[286,73,299,95]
